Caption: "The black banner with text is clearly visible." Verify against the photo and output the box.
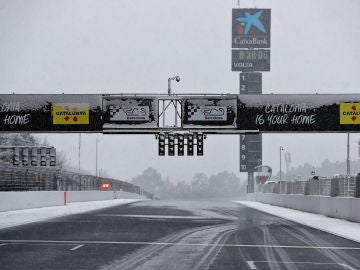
[237,94,360,132]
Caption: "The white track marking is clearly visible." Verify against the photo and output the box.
[246,261,257,269]
[340,263,357,270]
[96,214,209,219]
[0,243,7,247]
[252,261,356,270]
[70,244,83,251]
[0,239,360,250]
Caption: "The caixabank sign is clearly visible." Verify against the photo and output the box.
[232,9,271,49]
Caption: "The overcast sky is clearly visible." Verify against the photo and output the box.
[1,0,360,182]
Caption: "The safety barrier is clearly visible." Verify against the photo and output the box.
[0,164,153,199]
[0,190,146,212]
[258,176,359,198]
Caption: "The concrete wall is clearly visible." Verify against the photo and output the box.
[0,191,64,212]
[0,191,146,212]
[248,193,360,222]
[66,191,144,203]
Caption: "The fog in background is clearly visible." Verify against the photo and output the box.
[0,0,360,183]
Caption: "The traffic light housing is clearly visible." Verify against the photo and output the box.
[168,133,175,156]
[40,148,46,166]
[31,148,38,166]
[187,134,194,156]
[197,133,204,156]
[13,147,20,166]
[158,133,165,156]
[22,148,29,166]
[177,134,184,156]
[50,147,56,166]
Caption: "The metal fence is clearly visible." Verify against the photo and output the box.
[0,164,153,199]
[258,176,359,198]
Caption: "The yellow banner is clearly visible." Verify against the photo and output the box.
[340,103,360,124]
[53,103,89,125]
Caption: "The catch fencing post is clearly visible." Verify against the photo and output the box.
[64,191,67,206]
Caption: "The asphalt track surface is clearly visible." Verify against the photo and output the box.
[0,200,360,270]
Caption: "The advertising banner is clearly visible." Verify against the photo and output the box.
[102,96,158,129]
[238,94,360,132]
[182,97,237,128]
[0,94,102,132]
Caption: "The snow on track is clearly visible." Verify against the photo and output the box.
[237,201,360,243]
[0,199,143,230]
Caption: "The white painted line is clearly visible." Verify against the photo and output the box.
[96,214,207,219]
[0,243,8,247]
[246,261,257,270]
[340,263,357,270]
[70,244,83,251]
[252,261,356,270]
[0,239,359,250]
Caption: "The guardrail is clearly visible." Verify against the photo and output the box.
[258,176,360,198]
[0,164,153,199]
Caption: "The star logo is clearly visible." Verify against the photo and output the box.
[236,10,266,35]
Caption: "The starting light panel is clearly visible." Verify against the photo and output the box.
[168,133,175,156]
[177,134,185,156]
[187,134,194,156]
[196,133,204,156]
[158,133,166,156]
[156,132,205,156]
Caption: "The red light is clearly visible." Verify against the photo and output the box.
[101,183,111,190]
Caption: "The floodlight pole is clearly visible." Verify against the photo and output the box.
[347,133,350,196]
[347,133,350,176]
[78,133,81,173]
[279,146,284,181]
[95,137,98,177]
[168,78,172,95]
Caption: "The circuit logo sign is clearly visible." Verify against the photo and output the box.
[187,106,227,121]
[232,9,271,48]
[53,103,89,125]
[340,103,360,124]
[109,105,150,121]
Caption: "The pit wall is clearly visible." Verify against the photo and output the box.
[247,193,360,223]
[0,191,146,212]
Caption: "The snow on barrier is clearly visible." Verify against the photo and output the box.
[0,191,146,212]
[247,193,360,222]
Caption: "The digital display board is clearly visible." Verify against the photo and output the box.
[232,49,270,72]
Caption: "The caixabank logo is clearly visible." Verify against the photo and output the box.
[232,9,271,48]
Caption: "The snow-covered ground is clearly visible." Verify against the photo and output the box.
[237,201,360,243]
[0,199,143,230]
